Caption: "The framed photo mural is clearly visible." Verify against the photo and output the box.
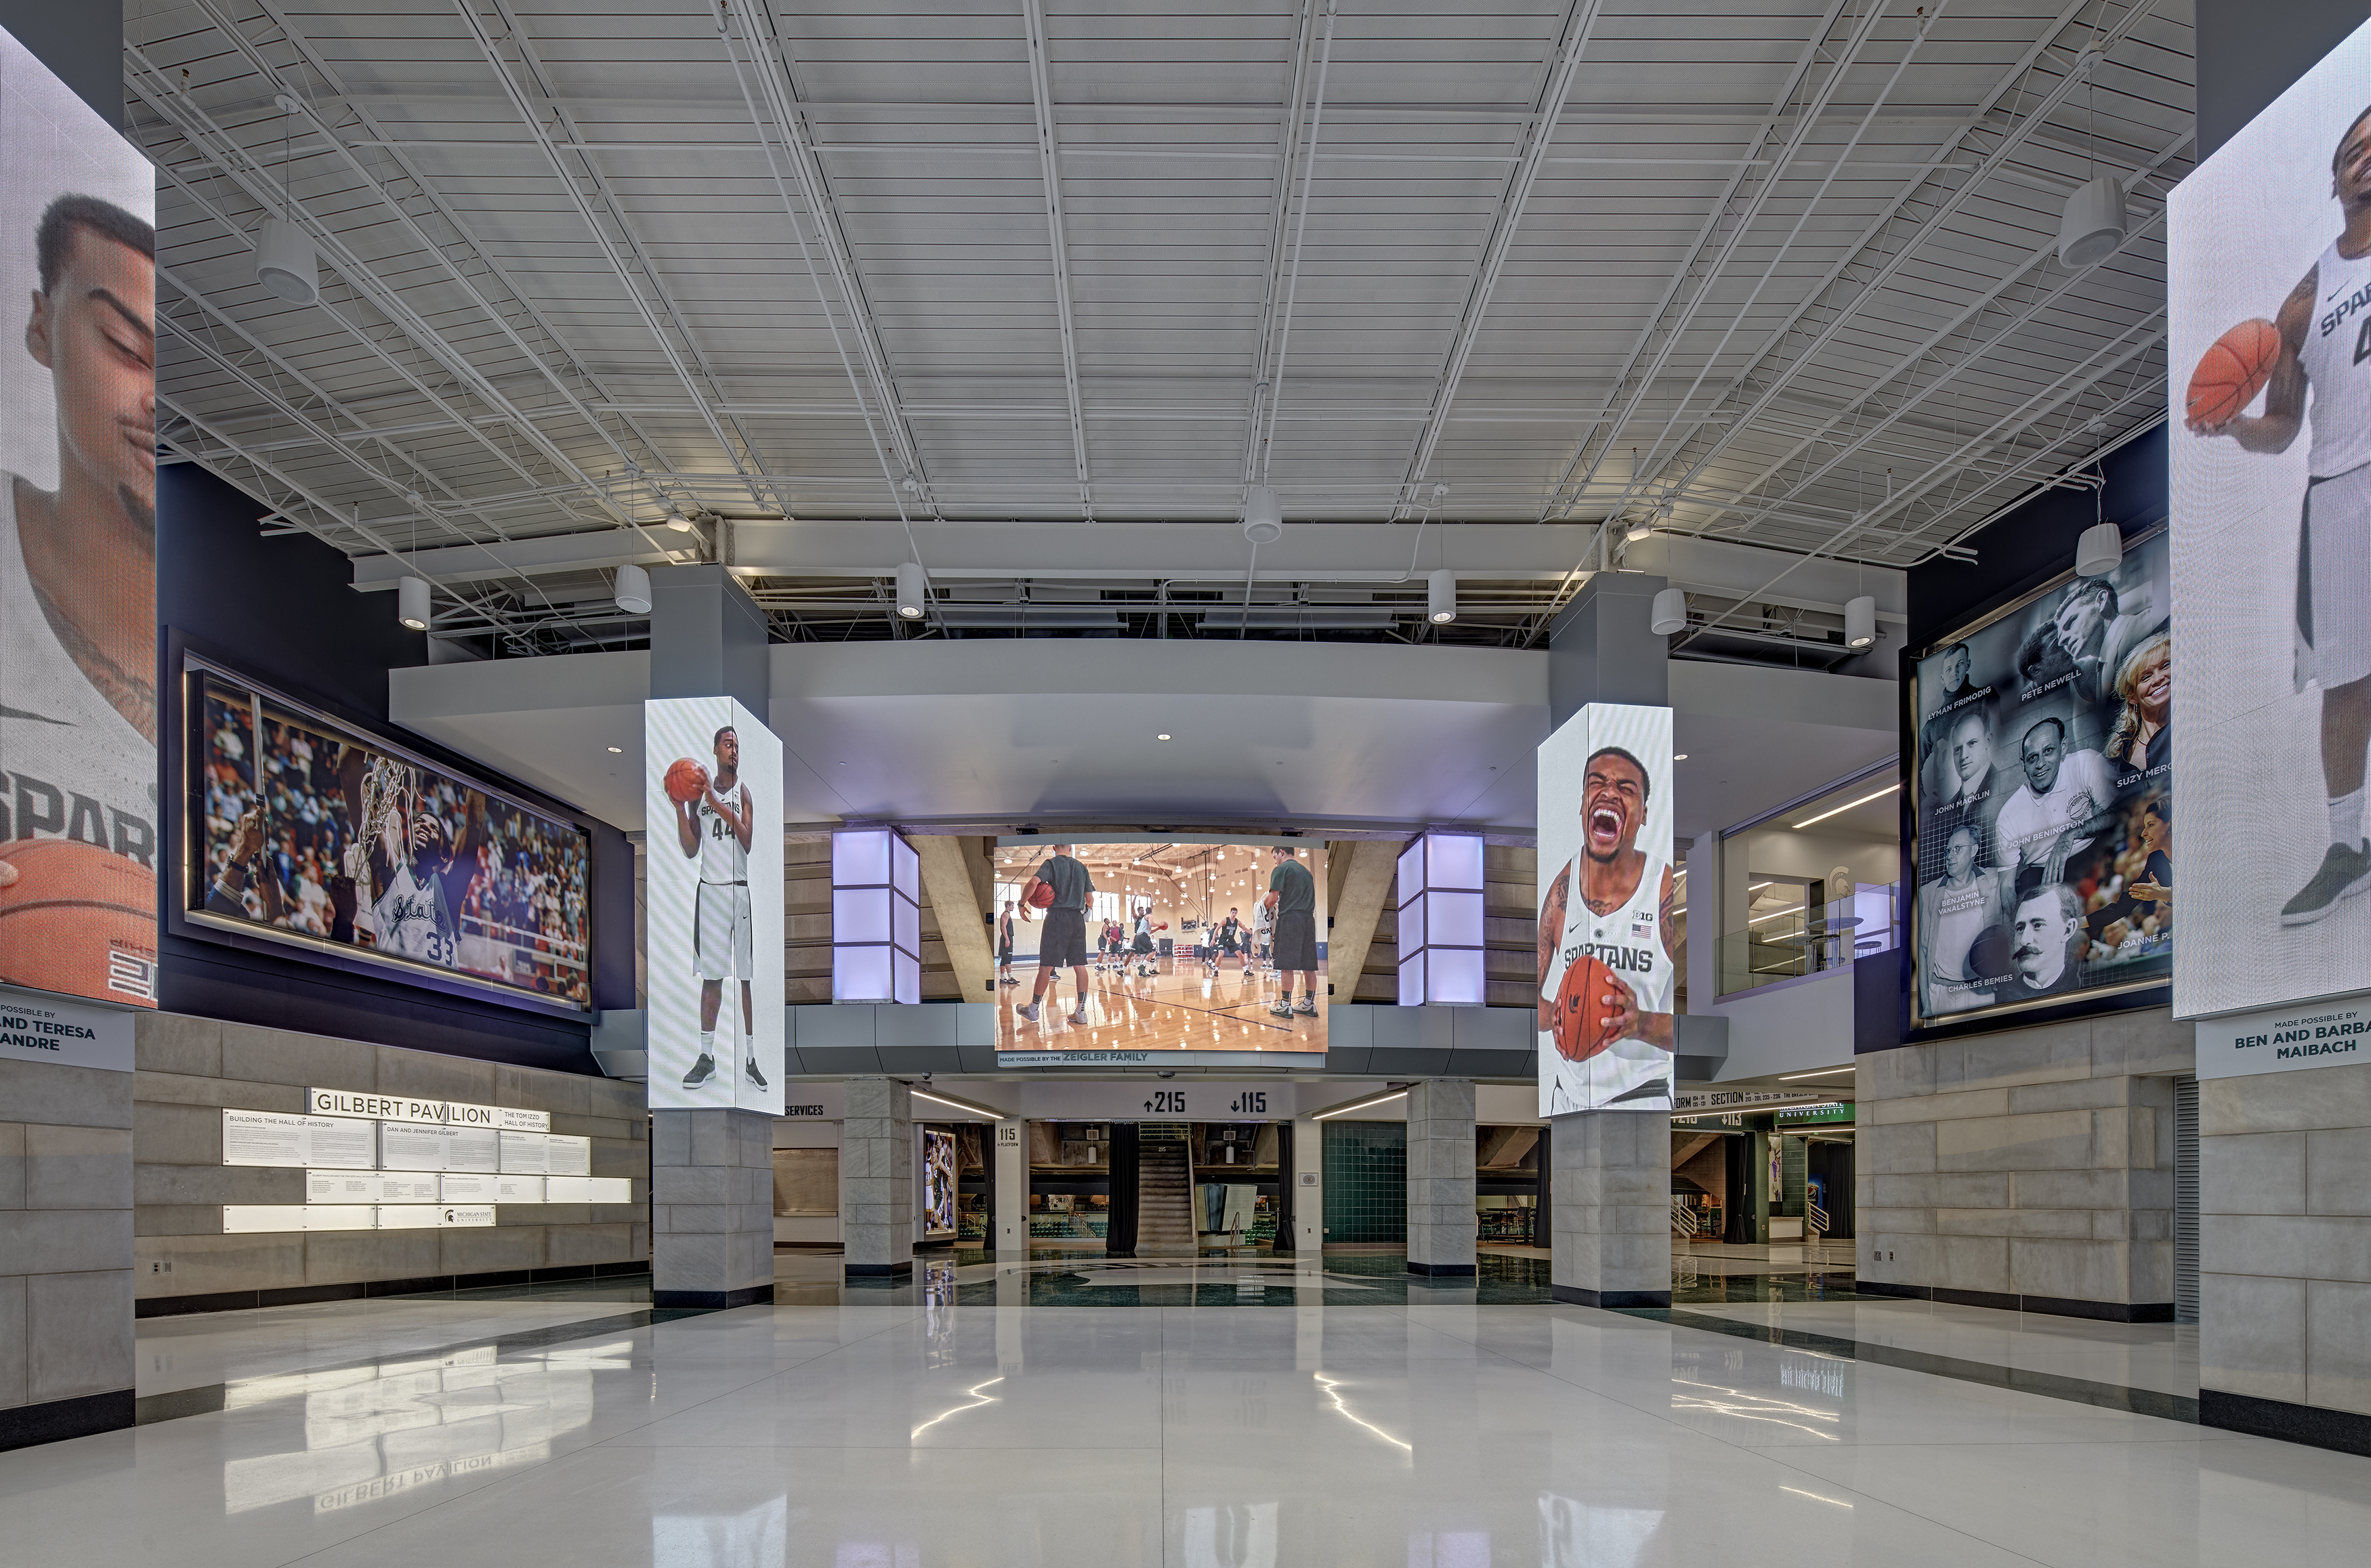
[184,656,594,1014]
[2168,16,2371,1020]
[1906,531,2173,1029]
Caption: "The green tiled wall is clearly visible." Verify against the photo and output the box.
[1322,1121,1406,1244]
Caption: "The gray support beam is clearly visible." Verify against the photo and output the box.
[840,1078,914,1277]
[1406,1078,1477,1277]
[1549,1111,1671,1309]
[650,1107,776,1309]
[1547,572,1669,726]
[649,565,770,714]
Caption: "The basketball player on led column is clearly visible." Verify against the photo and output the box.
[672,725,764,1090]
[0,197,157,996]
[1536,747,1677,1114]
[2190,106,2371,925]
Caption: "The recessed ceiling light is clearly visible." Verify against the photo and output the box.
[1156,734,1171,741]
[1673,753,1688,761]
[606,746,622,754]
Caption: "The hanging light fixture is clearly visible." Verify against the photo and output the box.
[896,561,928,620]
[1844,595,1878,651]
[614,562,652,615]
[1241,486,1284,546]
[1427,569,1457,624]
[256,97,318,304]
[1650,587,1687,636]
[396,576,431,631]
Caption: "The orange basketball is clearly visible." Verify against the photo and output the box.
[0,840,156,1002]
[663,757,708,804]
[1027,881,1056,909]
[1551,954,1627,1063]
[2186,317,2282,429]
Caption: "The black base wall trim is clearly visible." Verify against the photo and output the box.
[1855,1279,2175,1323]
[652,1284,774,1310]
[0,1390,135,1452]
[1408,1261,1478,1277]
[135,1260,650,1317]
[2201,1390,2371,1457]
[1552,1285,1672,1309]
[843,1261,916,1277]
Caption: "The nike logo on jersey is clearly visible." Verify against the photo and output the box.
[2318,278,2371,337]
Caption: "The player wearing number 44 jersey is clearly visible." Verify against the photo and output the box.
[2191,104,2371,925]
[1536,747,1678,1115]
[673,725,764,1093]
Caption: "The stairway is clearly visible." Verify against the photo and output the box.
[1135,1125,1196,1258]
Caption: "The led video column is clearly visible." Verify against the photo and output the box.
[645,697,783,1112]
[1536,702,1677,1114]
[0,28,158,1007]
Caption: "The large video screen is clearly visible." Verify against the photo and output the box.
[992,837,1327,1066]
[1536,702,1676,1114]
[0,28,157,1007]
[188,664,593,1009]
[645,697,782,1112]
[2170,18,2371,1019]
[1906,534,2172,1027]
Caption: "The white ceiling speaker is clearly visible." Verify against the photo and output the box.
[896,560,927,620]
[614,562,652,616]
[663,508,693,533]
[1241,485,1284,546]
[1427,568,1456,624]
[2058,173,2126,268]
[2076,520,2123,578]
[1650,586,1687,636]
[256,216,318,305]
[1844,594,1878,650]
[396,575,431,631]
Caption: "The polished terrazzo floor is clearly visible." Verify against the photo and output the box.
[5,1254,2361,1567]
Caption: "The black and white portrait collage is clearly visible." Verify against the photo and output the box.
[1910,532,2173,1025]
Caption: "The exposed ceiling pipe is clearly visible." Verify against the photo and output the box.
[1246,0,1342,490]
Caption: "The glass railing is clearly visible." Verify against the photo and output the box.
[1715,885,1899,997]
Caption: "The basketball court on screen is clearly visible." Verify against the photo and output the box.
[991,839,1328,1055]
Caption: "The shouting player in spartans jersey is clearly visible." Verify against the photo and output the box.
[2191,105,2371,925]
[675,724,764,1091]
[1536,746,1678,1114]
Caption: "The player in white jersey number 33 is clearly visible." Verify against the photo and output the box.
[673,724,764,1093]
[1537,747,1678,1113]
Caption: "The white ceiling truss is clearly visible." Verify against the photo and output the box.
[129,0,2189,653]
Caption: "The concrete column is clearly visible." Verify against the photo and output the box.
[993,1118,1027,1258]
[1547,570,1669,725]
[1292,1113,1323,1254]
[0,1048,133,1452]
[841,1078,913,1277]
[648,564,770,711]
[1406,1079,1477,1277]
[651,1107,776,1309]
[1549,1111,1672,1308]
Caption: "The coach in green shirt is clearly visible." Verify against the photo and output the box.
[1263,846,1318,1020]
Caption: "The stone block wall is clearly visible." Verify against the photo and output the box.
[1549,1110,1671,1308]
[133,1012,647,1313]
[839,1077,912,1276]
[1406,1078,1477,1275]
[2198,1057,2371,1451]
[651,1107,775,1308]
[1855,1006,2189,1319]
[0,1055,133,1448]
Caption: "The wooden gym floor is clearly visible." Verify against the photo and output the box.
[999,954,1328,1054]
